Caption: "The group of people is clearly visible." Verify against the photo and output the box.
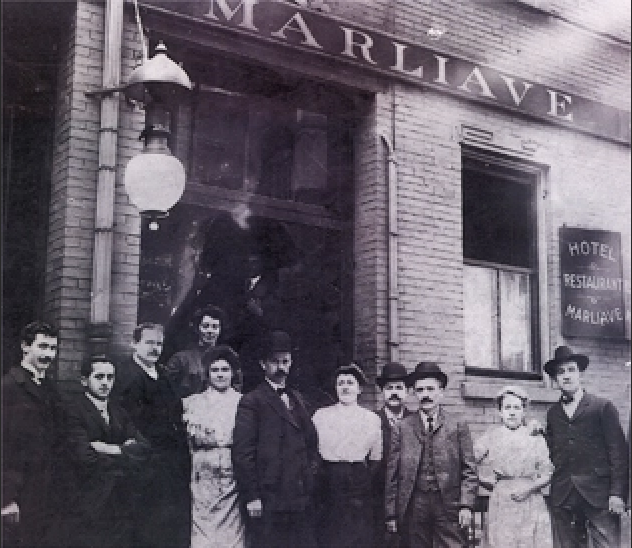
[2,312,630,548]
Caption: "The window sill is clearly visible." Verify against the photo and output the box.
[464,366,542,381]
[461,380,559,404]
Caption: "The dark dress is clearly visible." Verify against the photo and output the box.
[112,358,192,548]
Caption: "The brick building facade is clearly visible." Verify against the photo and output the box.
[3,0,631,440]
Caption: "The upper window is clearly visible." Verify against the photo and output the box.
[462,154,540,373]
[170,51,357,218]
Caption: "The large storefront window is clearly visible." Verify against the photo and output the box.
[139,49,356,401]
[462,155,539,373]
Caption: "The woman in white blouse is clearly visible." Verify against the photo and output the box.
[312,363,383,548]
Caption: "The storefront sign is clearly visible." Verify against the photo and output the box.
[560,227,627,339]
[139,0,631,144]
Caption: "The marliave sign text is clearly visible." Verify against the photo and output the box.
[140,0,631,144]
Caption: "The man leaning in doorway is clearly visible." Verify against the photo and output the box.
[544,345,629,548]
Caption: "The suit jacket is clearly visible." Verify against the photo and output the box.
[111,358,192,548]
[112,357,189,455]
[385,407,478,525]
[374,407,413,499]
[545,392,629,509]
[2,367,65,545]
[232,381,319,513]
[64,393,150,521]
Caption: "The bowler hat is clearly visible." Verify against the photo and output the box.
[334,362,367,386]
[376,362,409,388]
[406,361,448,388]
[543,346,589,377]
[260,330,293,360]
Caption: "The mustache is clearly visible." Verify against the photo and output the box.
[387,395,402,401]
[420,397,433,403]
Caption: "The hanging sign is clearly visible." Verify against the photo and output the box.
[560,227,627,339]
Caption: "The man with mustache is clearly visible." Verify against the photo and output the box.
[232,330,319,548]
[385,362,477,548]
[543,346,628,548]
[374,362,412,548]
[2,321,63,548]
[113,323,191,548]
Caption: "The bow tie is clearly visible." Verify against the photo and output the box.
[276,387,288,396]
[560,393,575,404]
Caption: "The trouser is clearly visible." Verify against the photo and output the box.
[248,509,317,548]
[405,491,467,548]
[551,489,621,548]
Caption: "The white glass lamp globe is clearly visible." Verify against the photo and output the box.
[124,152,186,215]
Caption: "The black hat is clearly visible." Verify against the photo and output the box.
[334,363,367,386]
[260,330,293,360]
[544,346,589,377]
[406,361,448,389]
[376,362,409,388]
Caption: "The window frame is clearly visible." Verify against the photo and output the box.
[461,146,549,378]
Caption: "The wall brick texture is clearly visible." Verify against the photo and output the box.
[45,0,630,435]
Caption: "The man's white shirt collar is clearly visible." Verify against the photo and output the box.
[133,355,158,380]
[21,362,45,384]
[85,392,108,413]
[562,388,584,417]
[384,406,404,425]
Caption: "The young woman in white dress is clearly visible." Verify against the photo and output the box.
[182,345,245,548]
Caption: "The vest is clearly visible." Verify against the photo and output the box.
[415,424,440,492]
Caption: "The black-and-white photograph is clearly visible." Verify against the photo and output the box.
[2,0,631,547]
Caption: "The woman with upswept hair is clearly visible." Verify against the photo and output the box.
[474,385,554,548]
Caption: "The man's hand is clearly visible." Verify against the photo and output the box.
[458,508,472,528]
[246,499,263,518]
[385,519,397,533]
[1,502,19,524]
[90,441,122,455]
[609,495,625,515]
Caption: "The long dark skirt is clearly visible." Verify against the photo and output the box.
[317,461,374,548]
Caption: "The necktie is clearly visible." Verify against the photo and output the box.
[427,416,433,434]
[561,393,574,404]
[100,408,110,425]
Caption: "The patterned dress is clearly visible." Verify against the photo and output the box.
[183,387,244,548]
[474,425,554,548]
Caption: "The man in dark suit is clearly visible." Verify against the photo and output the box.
[61,356,151,547]
[2,321,63,548]
[112,323,191,548]
[385,362,478,548]
[232,330,319,548]
[374,362,412,548]
[544,346,629,548]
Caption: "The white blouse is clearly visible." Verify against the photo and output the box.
[312,403,382,462]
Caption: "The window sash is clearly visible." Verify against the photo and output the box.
[464,263,534,372]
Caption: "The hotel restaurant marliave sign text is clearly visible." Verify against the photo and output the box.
[140,0,631,144]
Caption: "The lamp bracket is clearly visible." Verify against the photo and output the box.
[85,85,128,99]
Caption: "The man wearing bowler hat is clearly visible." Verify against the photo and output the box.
[544,346,628,548]
[232,330,318,548]
[374,362,413,548]
[385,362,477,548]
